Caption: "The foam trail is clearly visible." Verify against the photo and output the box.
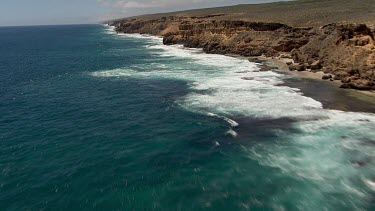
[364,179,375,191]
[207,112,239,127]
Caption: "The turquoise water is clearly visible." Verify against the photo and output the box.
[0,24,374,210]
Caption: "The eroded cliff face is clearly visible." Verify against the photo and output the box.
[292,24,375,90]
[110,16,375,90]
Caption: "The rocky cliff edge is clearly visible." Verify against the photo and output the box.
[108,1,375,90]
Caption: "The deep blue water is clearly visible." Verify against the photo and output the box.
[0,25,374,210]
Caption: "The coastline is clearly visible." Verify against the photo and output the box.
[259,56,375,113]
[3,24,375,211]
[107,26,375,113]
[109,0,375,92]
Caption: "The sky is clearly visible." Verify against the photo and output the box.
[0,0,285,26]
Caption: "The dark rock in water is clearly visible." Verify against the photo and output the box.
[286,61,293,65]
[322,74,333,80]
[352,160,367,167]
[248,57,262,63]
[163,36,174,45]
[242,77,254,80]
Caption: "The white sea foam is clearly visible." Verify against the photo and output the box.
[226,129,238,138]
[92,33,375,127]
[207,112,239,127]
[364,179,375,191]
[103,24,116,35]
[116,33,164,45]
[92,33,375,205]
[103,25,164,43]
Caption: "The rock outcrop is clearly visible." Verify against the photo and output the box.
[291,24,375,90]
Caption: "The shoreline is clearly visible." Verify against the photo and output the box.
[258,56,375,113]
[222,52,375,106]
[261,56,375,97]
[108,28,375,113]
[223,52,375,113]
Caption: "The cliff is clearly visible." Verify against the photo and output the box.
[109,0,375,90]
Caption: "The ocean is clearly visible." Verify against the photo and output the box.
[0,24,374,210]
